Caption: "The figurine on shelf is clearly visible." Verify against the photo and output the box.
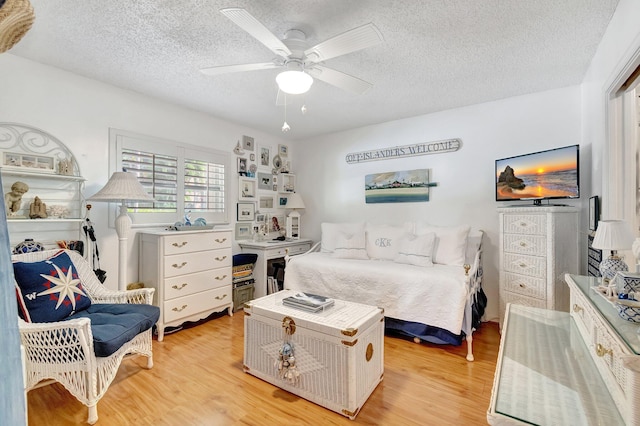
[57,158,74,176]
[4,181,29,216]
[29,196,48,219]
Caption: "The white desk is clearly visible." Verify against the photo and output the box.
[238,239,313,298]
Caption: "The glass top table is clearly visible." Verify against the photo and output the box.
[566,274,640,355]
[489,303,624,425]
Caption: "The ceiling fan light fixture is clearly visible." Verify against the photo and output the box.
[276,70,313,94]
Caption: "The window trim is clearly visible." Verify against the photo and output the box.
[108,128,230,228]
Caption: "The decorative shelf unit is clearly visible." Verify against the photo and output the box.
[0,123,85,248]
[277,173,296,193]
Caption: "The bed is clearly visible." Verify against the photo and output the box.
[284,222,485,361]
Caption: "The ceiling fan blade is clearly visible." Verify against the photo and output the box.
[220,8,291,58]
[304,23,383,63]
[200,62,279,76]
[309,65,373,95]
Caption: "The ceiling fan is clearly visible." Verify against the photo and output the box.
[200,8,384,96]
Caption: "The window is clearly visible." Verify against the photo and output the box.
[110,129,229,225]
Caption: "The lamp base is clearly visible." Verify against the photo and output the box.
[599,255,629,283]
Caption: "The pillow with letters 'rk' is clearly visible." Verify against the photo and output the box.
[14,251,92,323]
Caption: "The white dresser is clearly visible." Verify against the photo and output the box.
[139,229,233,341]
[498,206,579,325]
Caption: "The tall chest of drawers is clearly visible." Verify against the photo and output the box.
[498,206,579,325]
[139,229,233,341]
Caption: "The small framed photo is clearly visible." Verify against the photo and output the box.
[270,214,285,232]
[279,196,288,206]
[259,195,274,209]
[242,135,255,151]
[258,172,272,190]
[237,157,248,175]
[235,222,252,240]
[589,196,599,231]
[239,177,257,200]
[255,213,266,223]
[259,146,271,168]
[237,202,255,221]
[278,144,288,157]
[250,153,255,161]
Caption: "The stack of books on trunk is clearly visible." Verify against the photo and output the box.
[282,292,335,313]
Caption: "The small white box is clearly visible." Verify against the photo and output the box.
[243,290,384,419]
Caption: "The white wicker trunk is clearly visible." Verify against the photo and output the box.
[243,290,384,420]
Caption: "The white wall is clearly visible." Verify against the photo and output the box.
[0,53,290,290]
[582,0,640,217]
[297,86,583,322]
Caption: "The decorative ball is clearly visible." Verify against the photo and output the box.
[13,238,44,254]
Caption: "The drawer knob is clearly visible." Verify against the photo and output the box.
[285,248,289,254]
[215,274,227,281]
[519,263,527,268]
[215,294,228,300]
[520,222,526,227]
[172,262,187,269]
[573,304,583,314]
[172,241,188,248]
[215,238,227,244]
[172,283,188,290]
[172,304,187,312]
[519,242,527,247]
[518,283,525,288]
[595,343,612,358]
[215,255,227,262]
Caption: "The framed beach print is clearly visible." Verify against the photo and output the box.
[259,195,274,209]
[235,222,252,240]
[237,202,255,221]
[242,135,255,151]
[589,196,599,231]
[258,172,273,190]
[239,177,257,201]
[259,146,271,168]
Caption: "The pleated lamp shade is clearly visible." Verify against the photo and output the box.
[88,172,154,203]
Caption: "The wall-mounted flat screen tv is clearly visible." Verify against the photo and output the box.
[495,144,579,205]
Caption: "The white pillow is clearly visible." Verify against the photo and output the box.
[394,232,435,267]
[365,224,408,260]
[332,231,369,260]
[321,222,365,253]
[414,223,471,266]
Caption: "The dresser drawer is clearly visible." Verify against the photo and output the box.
[163,286,232,323]
[163,266,232,300]
[502,253,546,278]
[163,231,231,255]
[503,214,547,235]
[503,234,546,256]
[265,242,311,258]
[164,248,231,278]
[502,272,546,299]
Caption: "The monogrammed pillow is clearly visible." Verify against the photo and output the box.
[365,224,408,260]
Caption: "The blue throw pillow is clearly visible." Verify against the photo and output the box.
[14,251,92,322]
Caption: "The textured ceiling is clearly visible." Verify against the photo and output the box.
[8,0,619,140]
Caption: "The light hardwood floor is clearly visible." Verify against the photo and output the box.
[27,312,501,425]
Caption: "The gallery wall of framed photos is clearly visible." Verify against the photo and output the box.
[233,136,296,241]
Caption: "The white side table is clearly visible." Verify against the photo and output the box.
[238,238,312,298]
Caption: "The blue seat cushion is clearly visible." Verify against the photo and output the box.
[65,304,160,357]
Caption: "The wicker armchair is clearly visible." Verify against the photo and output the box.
[13,249,157,424]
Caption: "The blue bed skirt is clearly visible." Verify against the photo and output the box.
[385,287,488,346]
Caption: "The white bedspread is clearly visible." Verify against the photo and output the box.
[284,252,469,334]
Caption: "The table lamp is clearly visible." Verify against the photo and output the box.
[592,220,634,283]
[88,172,155,291]
[286,192,305,240]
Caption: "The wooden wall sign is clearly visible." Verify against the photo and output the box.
[345,138,461,164]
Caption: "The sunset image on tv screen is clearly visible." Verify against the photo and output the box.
[496,145,579,200]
